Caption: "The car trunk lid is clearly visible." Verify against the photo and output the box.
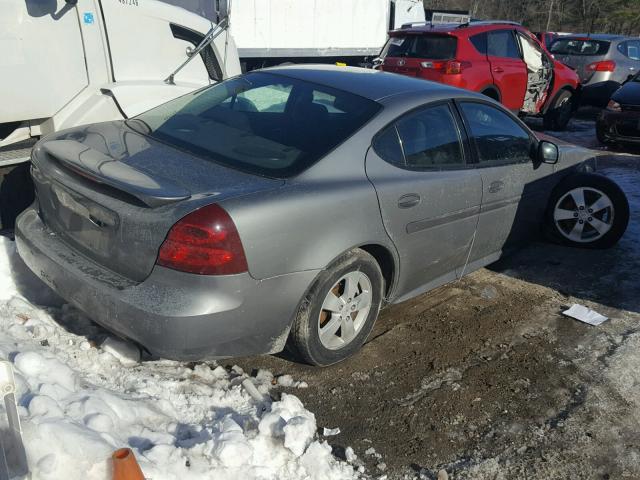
[31,121,284,282]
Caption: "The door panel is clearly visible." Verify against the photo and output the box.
[366,151,482,297]
[469,162,555,265]
[458,101,555,264]
[487,30,527,110]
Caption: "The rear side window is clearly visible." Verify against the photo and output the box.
[618,40,640,60]
[460,102,532,165]
[550,39,611,56]
[395,104,464,169]
[381,35,457,60]
[487,30,521,59]
[470,33,487,54]
[373,127,404,165]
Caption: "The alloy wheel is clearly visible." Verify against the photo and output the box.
[317,271,372,350]
[553,187,615,243]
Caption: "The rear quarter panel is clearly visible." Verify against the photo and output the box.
[219,116,401,282]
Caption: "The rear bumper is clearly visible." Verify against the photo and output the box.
[597,110,640,144]
[580,81,621,107]
[15,206,319,360]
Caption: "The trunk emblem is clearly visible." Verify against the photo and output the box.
[397,59,406,66]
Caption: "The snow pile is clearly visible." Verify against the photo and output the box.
[0,237,357,480]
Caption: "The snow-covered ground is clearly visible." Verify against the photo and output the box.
[0,240,358,480]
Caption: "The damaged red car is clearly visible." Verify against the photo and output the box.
[379,21,580,130]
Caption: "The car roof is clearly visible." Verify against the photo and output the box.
[260,65,465,102]
[558,33,628,41]
[390,21,523,36]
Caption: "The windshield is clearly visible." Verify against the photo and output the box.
[550,38,611,56]
[381,34,457,59]
[129,72,380,178]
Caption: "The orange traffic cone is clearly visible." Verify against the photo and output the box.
[112,448,145,480]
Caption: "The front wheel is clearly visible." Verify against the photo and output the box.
[543,90,574,131]
[546,173,629,249]
[288,249,383,366]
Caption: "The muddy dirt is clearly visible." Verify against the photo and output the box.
[234,159,640,479]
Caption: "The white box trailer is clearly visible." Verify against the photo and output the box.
[223,0,425,70]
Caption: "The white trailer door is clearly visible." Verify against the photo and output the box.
[0,0,88,123]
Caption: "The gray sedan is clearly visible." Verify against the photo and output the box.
[550,34,640,106]
[15,66,629,365]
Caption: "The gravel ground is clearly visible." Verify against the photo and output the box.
[234,117,640,479]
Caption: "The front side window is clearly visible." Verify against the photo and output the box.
[487,30,521,59]
[460,102,532,165]
[129,72,380,177]
[461,102,532,166]
[395,104,464,169]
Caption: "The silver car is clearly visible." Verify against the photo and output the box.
[550,34,640,106]
[15,66,629,365]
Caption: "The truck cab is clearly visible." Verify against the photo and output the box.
[0,0,241,163]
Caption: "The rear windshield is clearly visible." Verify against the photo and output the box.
[128,72,380,178]
[549,38,611,56]
[381,34,457,59]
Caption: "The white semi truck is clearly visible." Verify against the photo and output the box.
[224,0,425,71]
[0,0,424,228]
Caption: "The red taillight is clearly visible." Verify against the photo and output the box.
[157,204,248,275]
[586,60,616,72]
[420,60,470,75]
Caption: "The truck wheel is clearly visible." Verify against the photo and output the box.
[543,90,573,131]
[546,173,629,249]
[0,163,34,230]
[289,249,383,366]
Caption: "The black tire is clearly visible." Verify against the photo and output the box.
[0,163,34,230]
[288,249,384,366]
[546,173,629,249]
[596,122,611,145]
[543,89,574,131]
[481,88,500,102]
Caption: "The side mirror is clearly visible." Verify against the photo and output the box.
[538,140,558,164]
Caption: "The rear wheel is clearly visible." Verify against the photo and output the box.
[546,174,629,249]
[288,249,383,366]
[481,88,500,102]
[543,89,574,131]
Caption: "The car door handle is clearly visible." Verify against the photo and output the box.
[492,66,504,73]
[398,193,421,209]
[489,181,505,193]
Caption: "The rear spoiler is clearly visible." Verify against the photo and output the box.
[39,140,191,208]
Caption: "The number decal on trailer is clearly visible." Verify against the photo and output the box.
[118,0,139,5]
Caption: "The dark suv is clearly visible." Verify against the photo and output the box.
[379,21,580,130]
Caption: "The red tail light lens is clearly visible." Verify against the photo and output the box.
[420,60,470,75]
[586,60,616,72]
[445,60,470,75]
[157,204,248,275]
